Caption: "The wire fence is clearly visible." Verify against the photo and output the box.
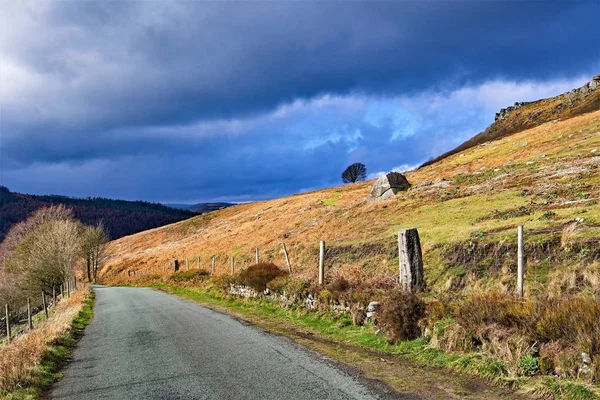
[1,277,78,345]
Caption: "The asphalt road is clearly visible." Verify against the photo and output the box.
[50,286,406,400]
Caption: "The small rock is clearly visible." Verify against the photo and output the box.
[582,352,592,364]
[367,301,381,312]
[526,161,535,165]
[575,217,585,223]
[591,149,597,153]
[375,329,382,335]
[414,181,432,189]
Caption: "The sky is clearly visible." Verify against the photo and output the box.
[1,1,599,204]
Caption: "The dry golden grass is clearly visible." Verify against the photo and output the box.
[0,288,88,392]
[102,110,600,295]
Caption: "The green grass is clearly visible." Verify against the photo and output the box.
[1,292,95,400]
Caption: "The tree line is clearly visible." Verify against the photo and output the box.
[0,205,108,309]
[0,186,195,243]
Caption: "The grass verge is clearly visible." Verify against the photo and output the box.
[151,283,600,399]
[150,283,522,398]
[0,290,95,400]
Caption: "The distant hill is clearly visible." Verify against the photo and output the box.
[165,202,235,213]
[421,74,600,168]
[0,186,197,242]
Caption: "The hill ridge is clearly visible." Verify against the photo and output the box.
[421,74,600,168]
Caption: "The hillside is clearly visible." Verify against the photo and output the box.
[422,75,600,168]
[0,187,196,242]
[102,108,600,298]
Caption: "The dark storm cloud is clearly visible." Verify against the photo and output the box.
[1,1,599,201]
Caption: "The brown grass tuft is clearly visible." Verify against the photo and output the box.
[0,288,88,392]
[378,290,426,343]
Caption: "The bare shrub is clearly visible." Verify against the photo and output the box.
[378,290,426,343]
[236,263,287,292]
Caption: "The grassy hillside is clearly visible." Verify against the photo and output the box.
[0,188,196,243]
[102,109,600,298]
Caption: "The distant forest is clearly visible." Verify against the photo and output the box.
[0,186,196,242]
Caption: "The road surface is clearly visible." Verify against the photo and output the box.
[50,286,406,400]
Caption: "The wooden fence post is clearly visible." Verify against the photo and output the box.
[255,248,259,264]
[186,258,189,271]
[318,241,325,285]
[231,256,235,275]
[66,280,70,298]
[5,304,10,344]
[211,256,215,275]
[42,291,48,321]
[398,228,425,293]
[52,286,56,304]
[517,225,524,298]
[197,256,200,270]
[27,297,33,331]
[282,242,292,273]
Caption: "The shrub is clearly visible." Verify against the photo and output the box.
[169,270,209,283]
[456,292,536,332]
[209,274,235,292]
[327,276,350,296]
[536,297,600,354]
[519,354,540,376]
[378,290,426,343]
[267,276,310,298]
[236,263,288,292]
[423,298,456,330]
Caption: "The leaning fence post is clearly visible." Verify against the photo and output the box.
[42,291,48,321]
[255,248,259,264]
[517,225,524,298]
[318,241,325,285]
[282,242,292,273]
[211,256,215,275]
[5,304,11,344]
[398,228,425,293]
[27,297,33,331]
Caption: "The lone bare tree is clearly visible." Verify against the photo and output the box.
[341,163,367,183]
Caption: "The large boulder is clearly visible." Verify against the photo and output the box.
[370,172,410,198]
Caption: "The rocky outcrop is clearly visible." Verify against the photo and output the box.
[370,172,410,199]
[495,75,600,122]
[422,74,600,169]
[495,101,531,121]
